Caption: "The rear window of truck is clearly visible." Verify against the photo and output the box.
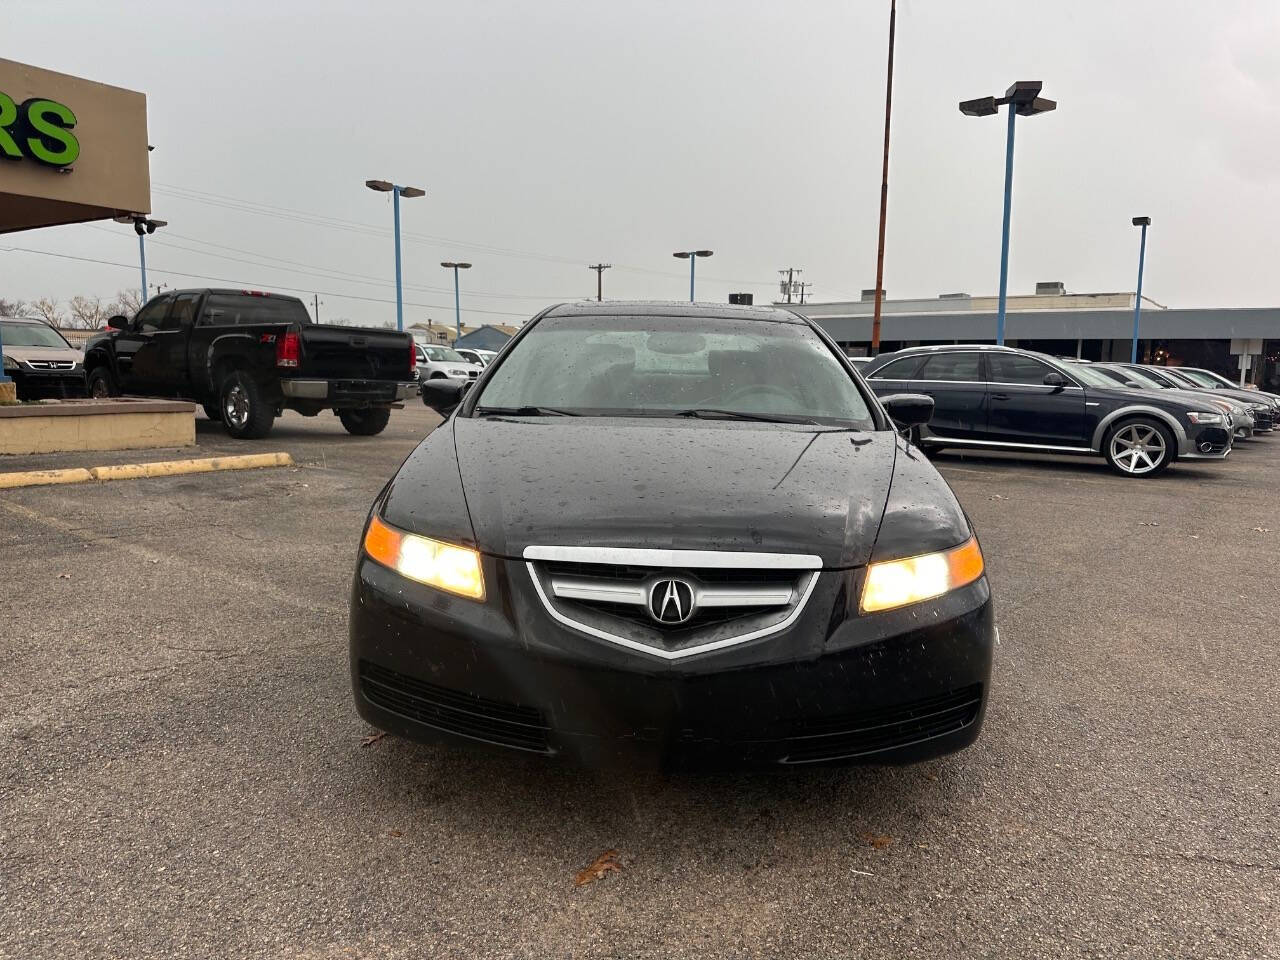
[199,294,310,326]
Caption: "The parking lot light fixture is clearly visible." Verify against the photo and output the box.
[441,262,473,339]
[958,81,1056,345]
[114,214,167,305]
[672,250,714,302]
[365,179,425,332]
[1131,217,1151,364]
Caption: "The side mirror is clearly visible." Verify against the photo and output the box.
[1043,372,1067,388]
[1124,380,1143,389]
[420,378,470,415]
[107,315,128,331]
[881,393,934,429]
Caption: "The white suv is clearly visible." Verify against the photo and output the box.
[414,343,484,383]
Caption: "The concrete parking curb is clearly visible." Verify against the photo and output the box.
[0,452,294,490]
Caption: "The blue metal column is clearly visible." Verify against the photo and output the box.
[689,255,696,303]
[139,233,149,305]
[996,105,1017,345]
[392,186,404,332]
[1131,222,1148,363]
[0,315,8,384]
[453,266,462,339]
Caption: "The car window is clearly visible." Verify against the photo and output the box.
[869,356,924,380]
[916,352,981,382]
[425,346,466,362]
[0,320,71,348]
[134,296,172,333]
[1177,369,1221,388]
[199,293,310,326]
[988,353,1059,385]
[475,314,876,427]
[162,293,199,331]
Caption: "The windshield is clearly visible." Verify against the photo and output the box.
[424,346,466,362]
[1098,365,1163,389]
[474,314,876,426]
[0,320,71,348]
[1066,363,1124,389]
[1158,367,1199,387]
[1176,368,1223,388]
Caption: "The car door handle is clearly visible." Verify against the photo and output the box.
[991,392,1011,401]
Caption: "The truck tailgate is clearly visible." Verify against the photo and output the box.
[298,325,413,381]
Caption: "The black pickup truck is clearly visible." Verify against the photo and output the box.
[84,289,417,438]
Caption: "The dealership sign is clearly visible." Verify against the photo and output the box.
[0,91,79,168]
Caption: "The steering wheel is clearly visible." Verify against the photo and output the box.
[719,383,800,407]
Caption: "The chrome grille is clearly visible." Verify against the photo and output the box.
[524,546,822,661]
[26,360,77,370]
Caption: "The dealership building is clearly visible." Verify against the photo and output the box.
[790,283,1280,390]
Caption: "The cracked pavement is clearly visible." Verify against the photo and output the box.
[1,406,1277,958]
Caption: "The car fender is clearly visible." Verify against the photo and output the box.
[205,332,265,394]
[1090,405,1187,453]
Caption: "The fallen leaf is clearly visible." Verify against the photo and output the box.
[859,832,894,850]
[56,573,71,579]
[1139,521,1159,527]
[388,829,403,838]
[1253,527,1270,534]
[360,731,388,748]
[575,849,623,887]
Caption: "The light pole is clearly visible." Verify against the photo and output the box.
[441,262,472,340]
[114,214,168,305]
[959,81,1056,344]
[366,180,425,332]
[1131,216,1151,363]
[589,263,611,301]
[672,250,713,302]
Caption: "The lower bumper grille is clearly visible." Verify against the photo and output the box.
[359,660,551,753]
[781,684,983,764]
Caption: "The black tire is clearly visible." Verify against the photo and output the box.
[219,370,275,439]
[87,366,117,399]
[339,406,392,436]
[201,402,222,422]
[1103,417,1174,478]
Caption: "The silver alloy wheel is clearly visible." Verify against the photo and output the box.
[89,376,110,399]
[1109,423,1166,475]
[224,382,250,429]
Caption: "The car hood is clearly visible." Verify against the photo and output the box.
[5,344,83,363]
[1085,384,1221,414]
[452,417,898,567]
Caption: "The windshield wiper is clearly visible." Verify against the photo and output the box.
[668,408,819,425]
[476,405,581,417]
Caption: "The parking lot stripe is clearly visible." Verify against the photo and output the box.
[0,452,294,489]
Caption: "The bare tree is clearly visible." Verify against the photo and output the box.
[109,288,143,317]
[0,298,28,318]
[31,297,65,326]
[68,295,106,329]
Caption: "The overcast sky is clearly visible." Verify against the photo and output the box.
[5,0,1280,327]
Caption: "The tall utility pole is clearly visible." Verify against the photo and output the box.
[313,294,322,321]
[797,282,813,305]
[588,263,611,301]
[778,267,802,304]
[870,0,896,354]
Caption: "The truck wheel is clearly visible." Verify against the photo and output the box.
[219,370,275,439]
[201,402,222,422]
[339,407,392,436]
[87,367,117,399]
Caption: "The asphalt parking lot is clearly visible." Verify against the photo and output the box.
[2,406,1277,959]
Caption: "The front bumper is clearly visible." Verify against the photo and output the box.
[349,553,995,770]
[280,379,417,403]
[1178,422,1232,460]
[7,366,86,400]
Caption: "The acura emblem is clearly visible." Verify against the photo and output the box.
[648,578,695,625]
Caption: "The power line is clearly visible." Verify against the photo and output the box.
[2,245,536,318]
[150,181,778,287]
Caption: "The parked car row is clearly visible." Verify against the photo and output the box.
[861,344,1279,478]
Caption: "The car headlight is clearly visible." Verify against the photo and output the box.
[363,514,485,601]
[2,356,16,371]
[448,368,468,377]
[1186,412,1224,425]
[860,537,985,614]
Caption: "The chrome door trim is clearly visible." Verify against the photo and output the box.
[523,545,822,570]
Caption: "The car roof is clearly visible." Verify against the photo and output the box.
[2,316,54,325]
[876,343,1026,357]
[541,300,806,323]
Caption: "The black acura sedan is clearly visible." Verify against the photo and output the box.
[350,302,994,769]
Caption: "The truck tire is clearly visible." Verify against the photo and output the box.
[87,366,118,399]
[339,407,391,436]
[219,370,275,439]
